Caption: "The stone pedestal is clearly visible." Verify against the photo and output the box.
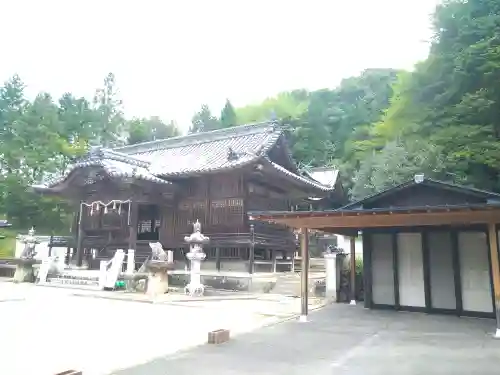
[145,260,174,298]
[12,258,40,283]
[37,256,62,284]
[184,219,209,297]
[126,249,135,274]
[324,253,340,301]
[185,251,206,296]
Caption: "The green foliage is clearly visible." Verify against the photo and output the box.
[190,104,221,133]
[127,117,180,144]
[220,99,237,128]
[353,0,500,194]
[232,69,401,188]
[3,0,500,232]
[0,229,17,258]
[0,72,177,233]
[235,91,309,124]
[355,257,363,275]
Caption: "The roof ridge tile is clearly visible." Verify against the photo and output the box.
[115,121,279,155]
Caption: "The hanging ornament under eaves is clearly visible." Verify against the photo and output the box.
[83,199,131,217]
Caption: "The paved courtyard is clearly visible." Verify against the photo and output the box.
[0,282,318,375]
[114,303,500,375]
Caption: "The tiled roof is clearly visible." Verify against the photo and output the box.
[340,176,500,210]
[33,121,336,192]
[305,167,339,188]
[262,158,334,192]
[33,149,169,190]
[117,121,282,177]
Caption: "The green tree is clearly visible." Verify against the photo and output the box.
[127,116,180,144]
[362,0,500,193]
[220,99,237,128]
[189,104,221,133]
[93,72,127,147]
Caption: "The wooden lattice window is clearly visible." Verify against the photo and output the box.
[221,247,240,259]
[138,220,152,233]
[178,200,207,229]
[211,198,243,226]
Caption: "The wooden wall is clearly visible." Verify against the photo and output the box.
[73,170,294,251]
[160,171,293,248]
[161,172,246,246]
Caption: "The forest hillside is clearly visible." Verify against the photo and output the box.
[0,0,497,231]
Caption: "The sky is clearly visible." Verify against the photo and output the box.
[1,0,440,132]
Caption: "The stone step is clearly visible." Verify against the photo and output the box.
[55,274,100,282]
[271,273,325,297]
[45,276,101,289]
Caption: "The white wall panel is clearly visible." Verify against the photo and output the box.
[458,231,493,313]
[398,233,425,308]
[371,233,395,305]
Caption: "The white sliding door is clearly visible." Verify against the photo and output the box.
[371,233,395,305]
[428,231,456,310]
[458,231,493,313]
[397,233,425,308]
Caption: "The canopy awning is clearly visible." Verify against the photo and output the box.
[249,204,500,232]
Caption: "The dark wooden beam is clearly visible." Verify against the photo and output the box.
[487,223,500,338]
[392,232,400,310]
[272,249,277,273]
[363,232,373,309]
[75,204,84,267]
[248,224,255,274]
[128,201,139,251]
[451,229,463,316]
[261,209,500,230]
[422,230,432,312]
[215,247,221,271]
[350,235,356,304]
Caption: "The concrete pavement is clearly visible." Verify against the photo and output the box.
[112,304,500,375]
[0,282,319,375]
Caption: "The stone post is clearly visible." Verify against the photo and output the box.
[324,252,340,301]
[99,260,107,289]
[126,249,135,274]
[184,219,209,297]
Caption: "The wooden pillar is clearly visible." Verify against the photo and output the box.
[300,227,309,322]
[128,201,139,251]
[75,204,84,267]
[487,223,500,338]
[363,232,373,309]
[248,224,255,274]
[215,247,221,271]
[422,230,432,313]
[272,250,277,273]
[451,230,463,315]
[349,235,357,305]
[392,232,400,310]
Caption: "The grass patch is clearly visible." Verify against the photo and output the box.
[0,228,17,258]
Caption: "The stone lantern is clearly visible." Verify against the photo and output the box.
[184,219,209,296]
[13,227,41,283]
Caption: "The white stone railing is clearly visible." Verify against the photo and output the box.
[99,249,125,289]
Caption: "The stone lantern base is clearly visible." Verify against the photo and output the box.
[12,258,41,283]
[144,260,174,298]
[185,251,206,297]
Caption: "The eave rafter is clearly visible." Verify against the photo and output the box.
[250,207,500,230]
